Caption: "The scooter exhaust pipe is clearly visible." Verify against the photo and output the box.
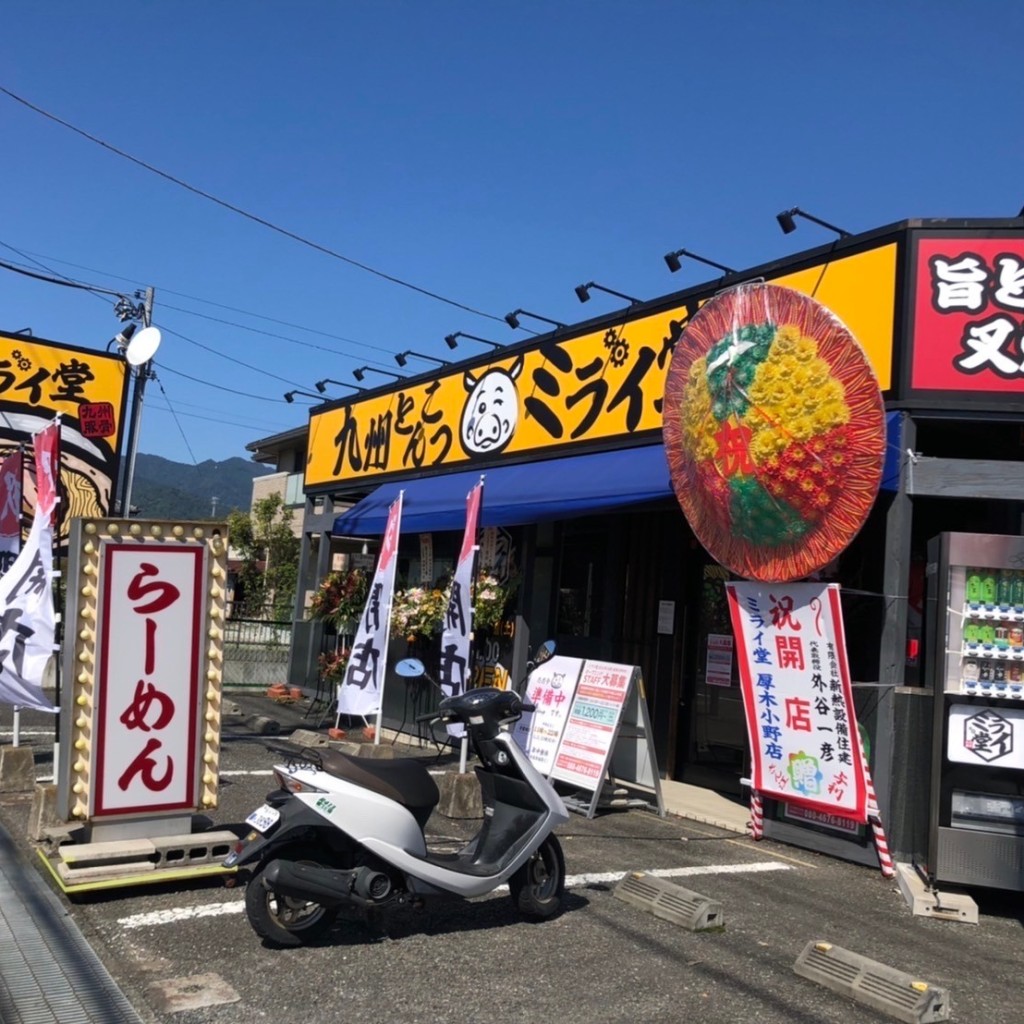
[262,859,392,907]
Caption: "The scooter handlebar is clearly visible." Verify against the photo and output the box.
[520,702,536,713]
[414,710,440,724]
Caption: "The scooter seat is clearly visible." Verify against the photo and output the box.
[317,750,440,825]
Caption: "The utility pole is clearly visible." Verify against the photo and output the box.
[211,496,218,517]
[118,287,155,517]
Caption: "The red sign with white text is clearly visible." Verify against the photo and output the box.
[94,544,205,816]
[909,235,1024,401]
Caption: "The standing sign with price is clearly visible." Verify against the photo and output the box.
[548,659,665,818]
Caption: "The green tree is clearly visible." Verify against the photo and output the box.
[227,493,301,619]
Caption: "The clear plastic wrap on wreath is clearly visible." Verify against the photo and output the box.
[662,282,886,582]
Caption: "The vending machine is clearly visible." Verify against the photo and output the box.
[926,532,1024,890]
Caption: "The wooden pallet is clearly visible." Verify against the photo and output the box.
[38,829,240,893]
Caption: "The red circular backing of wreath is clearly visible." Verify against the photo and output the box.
[662,283,886,582]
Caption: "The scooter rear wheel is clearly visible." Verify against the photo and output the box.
[509,834,565,920]
[245,853,338,947]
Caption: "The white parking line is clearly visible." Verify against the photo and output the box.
[116,860,791,930]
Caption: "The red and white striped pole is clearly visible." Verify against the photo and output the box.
[862,755,895,878]
[749,788,764,841]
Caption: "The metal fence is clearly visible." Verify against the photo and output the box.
[224,612,293,689]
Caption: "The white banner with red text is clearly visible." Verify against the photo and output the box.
[726,581,868,823]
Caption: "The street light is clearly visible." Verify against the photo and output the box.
[353,365,405,382]
[663,248,736,275]
[116,288,160,519]
[504,309,566,331]
[574,281,642,305]
[315,378,366,394]
[284,389,324,403]
[395,350,452,368]
[775,207,851,237]
[445,331,503,351]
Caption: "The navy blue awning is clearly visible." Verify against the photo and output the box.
[332,444,673,535]
[332,413,903,537]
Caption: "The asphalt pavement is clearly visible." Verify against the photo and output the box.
[2,691,1024,1024]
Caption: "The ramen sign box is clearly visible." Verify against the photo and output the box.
[57,518,228,832]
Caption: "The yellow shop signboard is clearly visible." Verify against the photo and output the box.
[0,330,130,525]
[306,242,896,490]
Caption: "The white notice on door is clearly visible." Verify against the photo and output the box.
[705,633,734,688]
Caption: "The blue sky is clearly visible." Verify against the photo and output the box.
[2,2,1021,466]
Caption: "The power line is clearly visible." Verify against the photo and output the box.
[0,242,397,374]
[0,237,298,445]
[147,403,293,432]
[0,255,125,300]
[0,83,506,324]
[0,239,314,405]
[153,322,312,389]
[156,302,398,367]
[150,376,197,465]
[156,362,296,402]
[6,245,405,355]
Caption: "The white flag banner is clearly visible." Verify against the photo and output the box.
[439,479,483,736]
[725,581,868,822]
[337,493,403,717]
[0,421,59,713]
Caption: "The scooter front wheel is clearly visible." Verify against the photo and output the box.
[245,854,338,948]
[508,834,565,921]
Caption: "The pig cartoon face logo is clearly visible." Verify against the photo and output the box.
[459,358,523,456]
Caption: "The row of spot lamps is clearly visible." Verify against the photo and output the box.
[284,207,849,403]
[68,521,228,819]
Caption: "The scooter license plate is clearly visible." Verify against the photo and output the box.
[245,804,280,834]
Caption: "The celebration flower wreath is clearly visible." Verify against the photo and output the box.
[390,585,448,642]
[307,568,369,630]
[662,283,885,582]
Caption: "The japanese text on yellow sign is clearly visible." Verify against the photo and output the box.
[306,243,896,489]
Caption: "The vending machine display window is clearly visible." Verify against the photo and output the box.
[926,532,1024,891]
[938,561,1024,698]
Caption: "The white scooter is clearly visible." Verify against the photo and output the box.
[225,646,568,947]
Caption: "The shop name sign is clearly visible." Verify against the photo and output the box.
[305,244,896,489]
[0,330,130,536]
[907,233,1024,408]
[726,581,868,822]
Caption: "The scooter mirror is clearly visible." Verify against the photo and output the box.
[534,640,556,666]
[395,658,426,679]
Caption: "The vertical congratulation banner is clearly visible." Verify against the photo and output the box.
[94,545,205,815]
[439,479,483,728]
[337,493,403,717]
[0,449,22,576]
[0,421,59,713]
[726,581,868,822]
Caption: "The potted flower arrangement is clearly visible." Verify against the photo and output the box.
[390,585,447,644]
[308,568,369,632]
[317,646,351,685]
[472,571,517,634]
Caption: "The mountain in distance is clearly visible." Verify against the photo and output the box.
[129,454,274,520]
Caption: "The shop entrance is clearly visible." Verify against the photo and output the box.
[674,559,748,794]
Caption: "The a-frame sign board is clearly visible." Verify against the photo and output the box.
[544,659,665,819]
